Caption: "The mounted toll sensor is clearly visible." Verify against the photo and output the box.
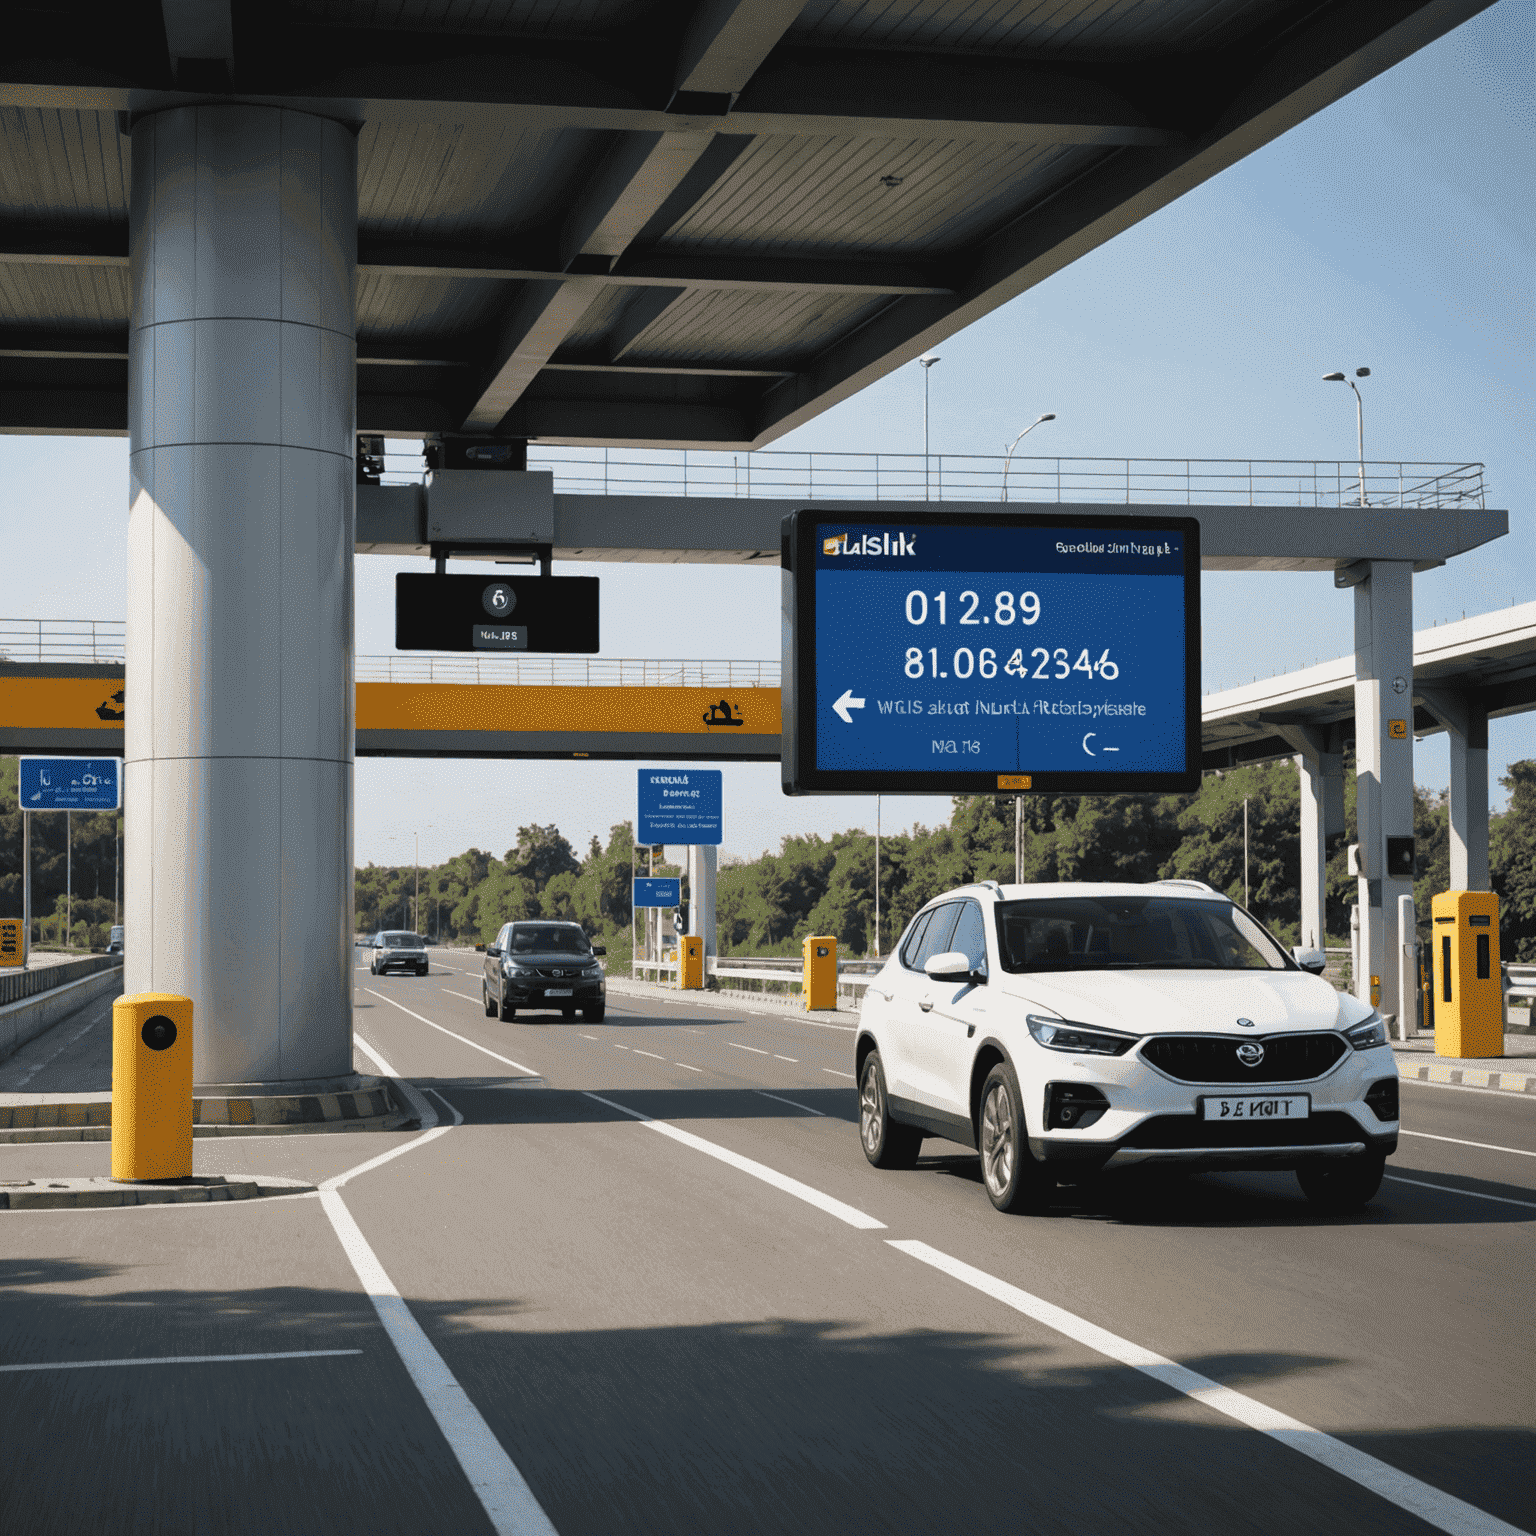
[781,510,1201,795]
[396,569,599,653]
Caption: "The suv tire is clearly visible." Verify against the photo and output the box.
[859,1050,922,1169]
[978,1061,1050,1214]
[497,986,516,1022]
[483,982,497,1018]
[1297,1151,1385,1212]
[583,1002,605,1023]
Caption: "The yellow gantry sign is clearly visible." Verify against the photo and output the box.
[0,918,23,968]
[0,672,783,760]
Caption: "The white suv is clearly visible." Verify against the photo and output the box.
[856,881,1398,1214]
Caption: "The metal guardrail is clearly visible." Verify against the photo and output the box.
[0,619,125,665]
[376,447,1487,510]
[0,954,122,1008]
[633,956,879,994]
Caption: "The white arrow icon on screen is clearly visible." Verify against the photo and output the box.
[832,689,866,724]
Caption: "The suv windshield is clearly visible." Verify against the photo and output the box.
[383,933,425,948]
[508,925,591,955]
[995,896,1289,973]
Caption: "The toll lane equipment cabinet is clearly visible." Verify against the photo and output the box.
[1431,891,1502,1058]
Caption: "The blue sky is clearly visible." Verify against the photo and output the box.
[2,0,1531,868]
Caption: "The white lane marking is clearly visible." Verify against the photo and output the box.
[756,1091,825,1117]
[633,1050,665,1060]
[364,989,540,1077]
[822,1068,855,1080]
[1400,1129,1536,1159]
[613,1043,629,1050]
[353,1031,441,1132]
[583,1091,885,1231]
[1384,1175,1536,1210]
[443,990,486,1006]
[1402,1077,1535,1101]
[774,1055,799,1063]
[890,1240,1524,1536]
[729,1042,769,1055]
[578,1034,599,1041]
[4,1005,110,1090]
[323,1126,453,1192]
[320,1190,557,1535]
[1,1350,361,1373]
[675,1063,704,1072]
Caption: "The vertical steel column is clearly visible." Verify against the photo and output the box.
[686,844,717,967]
[1351,562,1414,1020]
[1448,705,1491,890]
[1296,754,1327,950]
[126,105,357,1085]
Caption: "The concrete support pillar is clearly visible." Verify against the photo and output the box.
[1351,562,1414,1021]
[1448,707,1491,891]
[126,105,357,1086]
[687,844,718,966]
[1296,753,1327,951]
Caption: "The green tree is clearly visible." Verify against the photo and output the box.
[1491,760,1536,961]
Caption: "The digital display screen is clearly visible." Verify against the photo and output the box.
[782,512,1200,794]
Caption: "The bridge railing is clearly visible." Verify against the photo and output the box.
[0,618,125,665]
[499,451,1484,509]
[355,656,781,687]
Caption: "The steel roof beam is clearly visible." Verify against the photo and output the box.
[751,0,1495,444]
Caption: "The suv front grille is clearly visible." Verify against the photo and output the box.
[1122,1112,1362,1149]
[1140,1032,1347,1084]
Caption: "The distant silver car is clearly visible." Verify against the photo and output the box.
[107,925,124,955]
[370,930,429,977]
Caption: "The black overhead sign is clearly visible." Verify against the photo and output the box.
[395,574,600,654]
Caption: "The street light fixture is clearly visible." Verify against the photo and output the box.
[1001,413,1057,502]
[1322,367,1371,506]
[919,354,941,497]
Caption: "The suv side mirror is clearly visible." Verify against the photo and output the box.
[592,944,607,957]
[925,950,984,985]
[485,945,501,957]
[1291,946,1327,975]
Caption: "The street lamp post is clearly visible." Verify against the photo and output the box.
[1002,413,1056,501]
[1322,367,1370,506]
[919,354,940,498]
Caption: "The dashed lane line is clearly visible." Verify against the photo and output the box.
[583,1091,885,1232]
[579,1034,599,1041]
[1384,1175,1536,1210]
[676,1063,704,1072]
[756,1091,825,1117]
[729,1042,769,1056]
[0,1351,362,1374]
[890,1239,1524,1536]
[822,1068,856,1080]
[1399,1129,1536,1159]
[774,1054,799,1062]
[633,1050,665,1060]
[364,989,541,1078]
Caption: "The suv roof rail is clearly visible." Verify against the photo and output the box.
[1156,878,1218,894]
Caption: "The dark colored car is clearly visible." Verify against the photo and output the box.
[371,930,430,976]
[483,920,606,1022]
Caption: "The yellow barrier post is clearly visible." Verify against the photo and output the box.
[112,993,193,1181]
[802,934,837,1011]
[680,936,704,990]
[1430,891,1502,1059]
[0,918,22,969]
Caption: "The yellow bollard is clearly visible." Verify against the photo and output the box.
[112,992,193,1181]
[1431,891,1502,1058]
[802,934,837,1011]
[679,936,704,990]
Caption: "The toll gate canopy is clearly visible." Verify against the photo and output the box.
[0,0,1494,447]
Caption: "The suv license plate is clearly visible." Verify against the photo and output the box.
[545,988,574,997]
[1201,1095,1309,1122]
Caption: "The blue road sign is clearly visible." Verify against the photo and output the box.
[782,512,1200,794]
[19,756,121,810]
[633,877,682,909]
[637,769,723,845]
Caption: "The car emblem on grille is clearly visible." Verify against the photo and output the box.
[1236,1017,1255,1028]
[551,969,566,977]
[1236,1041,1265,1068]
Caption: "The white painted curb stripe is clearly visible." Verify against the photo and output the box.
[1400,1129,1536,1159]
[1,1350,361,1373]
[365,988,541,1076]
[320,1189,557,1536]
[890,1240,1524,1536]
[584,1092,885,1230]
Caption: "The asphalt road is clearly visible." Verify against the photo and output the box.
[2,957,1532,1535]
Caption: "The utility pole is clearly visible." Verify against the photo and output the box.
[1243,797,1250,908]
[414,832,420,933]
[874,794,881,956]
[920,354,940,498]
[1015,796,1023,885]
[66,809,71,949]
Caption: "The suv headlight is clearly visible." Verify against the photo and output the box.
[505,963,537,978]
[1027,1015,1138,1057]
[582,962,603,978]
[1345,1012,1388,1051]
